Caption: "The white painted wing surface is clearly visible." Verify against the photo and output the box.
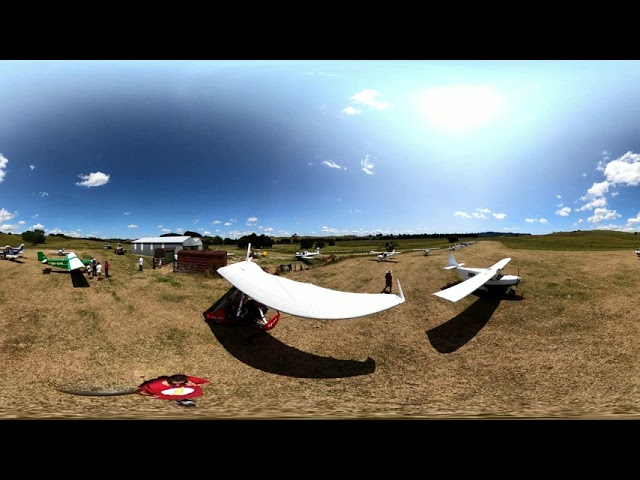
[433,257,511,303]
[217,260,405,320]
[67,253,86,271]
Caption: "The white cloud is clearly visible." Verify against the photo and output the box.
[0,153,8,183]
[128,224,138,229]
[361,155,374,175]
[454,211,471,219]
[603,151,640,186]
[577,197,607,212]
[555,207,571,216]
[349,89,390,111]
[30,165,36,171]
[627,213,640,226]
[493,212,506,220]
[0,208,13,223]
[321,160,345,170]
[342,106,360,115]
[587,207,621,224]
[75,171,110,187]
[586,180,609,197]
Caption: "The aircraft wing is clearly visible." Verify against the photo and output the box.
[433,257,511,303]
[66,253,87,271]
[217,260,405,320]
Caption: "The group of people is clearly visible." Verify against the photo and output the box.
[86,258,109,280]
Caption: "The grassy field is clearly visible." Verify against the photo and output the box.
[1,230,639,419]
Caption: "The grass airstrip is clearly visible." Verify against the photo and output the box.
[1,231,639,419]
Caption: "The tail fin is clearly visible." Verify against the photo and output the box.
[18,244,24,252]
[444,254,463,270]
[37,251,48,263]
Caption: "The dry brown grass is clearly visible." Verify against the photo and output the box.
[2,241,640,419]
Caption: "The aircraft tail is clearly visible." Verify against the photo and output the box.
[37,251,48,263]
[444,254,464,270]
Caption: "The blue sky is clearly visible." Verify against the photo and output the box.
[1,60,639,240]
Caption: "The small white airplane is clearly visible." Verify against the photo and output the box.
[1,243,25,260]
[411,247,440,256]
[295,247,322,260]
[204,243,405,330]
[433,254,521,303]
[635,248,640,257]
[48,247,68,256]
[370,249,401,261]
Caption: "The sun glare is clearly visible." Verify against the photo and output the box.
[417,86,504,133]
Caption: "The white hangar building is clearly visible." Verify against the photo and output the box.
[130,236,203,257]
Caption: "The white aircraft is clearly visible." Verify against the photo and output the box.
[48,247,68,256]
[433,254,521,303]
[411,247,440,256]
[370,249,401,261]
[204,244,405,330]
[1,243,25,260]
[635,248,640,257]
[295,247,322,260]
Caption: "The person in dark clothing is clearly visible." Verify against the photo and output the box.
[382,270,393,293]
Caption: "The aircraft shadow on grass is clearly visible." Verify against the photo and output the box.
[42,268,91,288]
[205,320,376,379]
[427,282,524,354]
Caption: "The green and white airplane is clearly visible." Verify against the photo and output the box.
[37,251,91,271]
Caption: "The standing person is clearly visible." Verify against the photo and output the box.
[382,270,393,293]
[96,262,102,280]
[138,256,144,271]
[138,374,211,407]
[86,263,92,279]
[152,257,156,270]
[104,260,109,278]
[91,258,97,277]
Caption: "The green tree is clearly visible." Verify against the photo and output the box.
[22,229,46,245]
[300,238,314,249]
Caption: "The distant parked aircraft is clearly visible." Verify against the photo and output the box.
[370,249,401,261]
[295,247,322,260]
[433,254,521,303]
[411,247,441,256]
[1,243,25,260]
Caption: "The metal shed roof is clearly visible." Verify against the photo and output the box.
[132,236,202,245]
